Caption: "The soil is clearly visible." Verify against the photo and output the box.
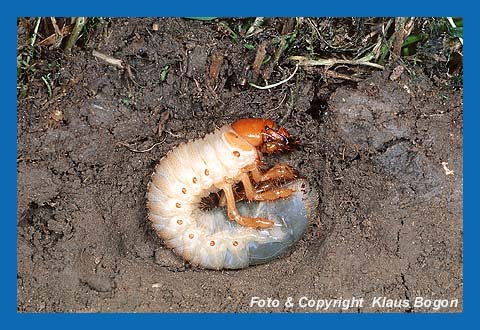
[17,18,463,312]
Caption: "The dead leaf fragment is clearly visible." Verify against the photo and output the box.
[208,51,224,81]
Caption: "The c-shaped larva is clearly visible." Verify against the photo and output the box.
[146,118,318,269]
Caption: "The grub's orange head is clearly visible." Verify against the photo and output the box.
[231,118,298,154]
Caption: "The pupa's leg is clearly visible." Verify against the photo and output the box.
[218,184,246,207]
[222,183,273,228]
[250,163,297,183]
[239,172,294,201]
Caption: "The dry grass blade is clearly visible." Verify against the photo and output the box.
[290,53,384,70]
[39,24,74,47]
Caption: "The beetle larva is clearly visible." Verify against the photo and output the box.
[146,118,318,269]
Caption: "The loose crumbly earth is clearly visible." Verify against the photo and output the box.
[17,18,463,312]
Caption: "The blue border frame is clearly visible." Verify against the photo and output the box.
[6,1,474,328]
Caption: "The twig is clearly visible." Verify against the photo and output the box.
[124,64,145,88]
[249,64,299,90]
[252,41,267,75]
[92,50,124,69]
[391,17,414,59]
[290,53,384,70]
[325,69,362,82]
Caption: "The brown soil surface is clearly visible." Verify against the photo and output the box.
[17,18,463,312]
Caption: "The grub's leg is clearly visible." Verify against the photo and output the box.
[222,184,273,228]
[240,172,294,201]
[250,163,297,183]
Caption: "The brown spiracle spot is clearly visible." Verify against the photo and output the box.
[233,150,240,157]
[177,219,183,225]
[205,169,210,176]
[233,241,239,247]
[176,202,181,208]
[189,233,194,239]
[192,177,197,184]
[210,241,215,246]
[182,187,187,194]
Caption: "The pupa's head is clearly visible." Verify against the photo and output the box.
[231,118,298,154]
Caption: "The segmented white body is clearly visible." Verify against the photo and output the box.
[146,124,313,270]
